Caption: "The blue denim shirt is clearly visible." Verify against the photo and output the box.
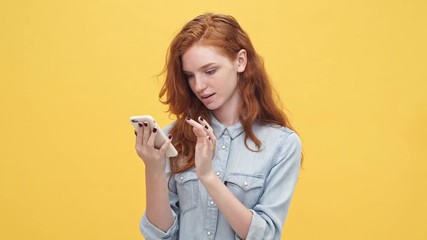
[140,116,301,240]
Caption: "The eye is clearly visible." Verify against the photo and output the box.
[205,68,216,75]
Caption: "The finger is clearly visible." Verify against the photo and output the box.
[185,117,203,128]
[185,117,207,137]
[207,135,216,151]
[197,116,210,132]
[159,134,173,154]
[135,122,144,147]
[147,126,158,148]
[197,116,216,142]
[192,126,208,139]
[206,129,216,146]
[142,121,150,145]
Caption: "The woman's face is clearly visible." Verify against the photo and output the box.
[182,44,247,116]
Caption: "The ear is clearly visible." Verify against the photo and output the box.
[236,49,247,73]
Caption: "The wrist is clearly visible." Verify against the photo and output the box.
[198,170,217,184]
[145,168,167,181]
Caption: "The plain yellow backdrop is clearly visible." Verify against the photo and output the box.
[1,0,426,239]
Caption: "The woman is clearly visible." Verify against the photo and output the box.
[135,13,302,240]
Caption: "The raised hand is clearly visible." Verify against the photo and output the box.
[185,116,217,179]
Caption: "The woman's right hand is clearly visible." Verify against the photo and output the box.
[134,122,172,174]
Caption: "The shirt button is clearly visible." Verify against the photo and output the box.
[180,176,184,181]
[207,231,211,236]
[221,145,226,150]
[243,181,248,186]
[210,201,215,206]
[216,171,220,176]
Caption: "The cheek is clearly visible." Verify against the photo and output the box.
[224,73,239,89]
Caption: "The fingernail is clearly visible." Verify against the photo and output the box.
[168,134,172,139]
[143,122,148,127]
[204,125,208,129]
[153,127,157,133]
[199,116,204,121]
[185,116,190,121]
[138,123,143,127]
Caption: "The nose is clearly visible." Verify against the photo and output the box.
[193,74,207,93]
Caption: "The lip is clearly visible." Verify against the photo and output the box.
[200,93,215,104]
[201,93,215,99]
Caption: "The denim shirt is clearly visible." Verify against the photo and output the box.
[140,116,301,240]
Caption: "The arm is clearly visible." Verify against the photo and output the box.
[139,169,180,240]
[139,165,180,240]
[200,171,253,239]
[185,117,252,239]
[144,169,173,232]
[186,117,301,239]
[246,131,302,239]
[135,122,176,236]
[201,132,301,240]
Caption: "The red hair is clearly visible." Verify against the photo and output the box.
[159,13,298,174]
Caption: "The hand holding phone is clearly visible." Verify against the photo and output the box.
[130,115,178,158]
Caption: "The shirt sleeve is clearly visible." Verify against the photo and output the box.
[140,210,179,240]
[245,131,302,240]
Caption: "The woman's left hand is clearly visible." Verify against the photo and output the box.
[185,116,217,179]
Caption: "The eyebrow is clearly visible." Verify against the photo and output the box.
[183,63,217,74]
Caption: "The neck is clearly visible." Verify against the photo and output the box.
[212,96,241,126]
[213,110,240,126]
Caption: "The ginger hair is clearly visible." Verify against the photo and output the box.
[159,13,297,174]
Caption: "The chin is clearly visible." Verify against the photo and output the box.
[204,105,217,111]
[203,103,219,111]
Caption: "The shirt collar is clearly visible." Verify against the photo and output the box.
[210,113,244,140]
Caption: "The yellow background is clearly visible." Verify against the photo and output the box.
[1,0,426,239]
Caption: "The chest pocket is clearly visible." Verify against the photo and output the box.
[174,171,199,214]
[225,174,265,208]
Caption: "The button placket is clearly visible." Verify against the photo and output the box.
[204,129,231,239]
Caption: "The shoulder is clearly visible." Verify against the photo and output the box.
[253,124,302,162]
[254,123,301,145]
[279,127,301,147]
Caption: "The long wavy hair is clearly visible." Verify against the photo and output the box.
[159,13,297,174]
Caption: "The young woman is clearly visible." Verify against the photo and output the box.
[135,13,302,240]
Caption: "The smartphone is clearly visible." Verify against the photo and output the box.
[130,115,178,158]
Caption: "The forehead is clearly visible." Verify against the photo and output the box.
[181,44,233,71]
